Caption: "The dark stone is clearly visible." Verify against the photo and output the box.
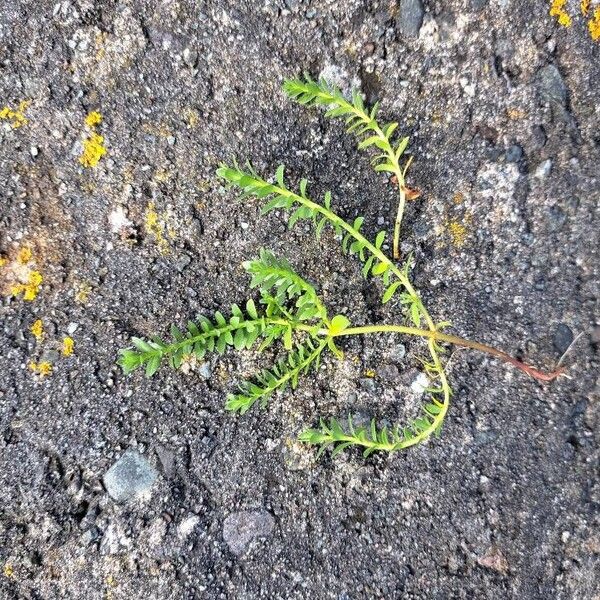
[359,378,377,393]
[537,64,567,106]
[505,144,523,162]
[397,0,424,38]
[378,364,400,381]
[546,206,567,233]
[553,324,574,355]
[531,124,547,150]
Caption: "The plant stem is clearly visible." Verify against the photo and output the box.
[334,324,564,382]
[392,183,406,260]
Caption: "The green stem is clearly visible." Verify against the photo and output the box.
[334,324,564,382]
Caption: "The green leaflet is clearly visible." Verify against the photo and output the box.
[282,74,409,179]
[298,394,449,457]
[244,249,328,325]
[226,337,328,414]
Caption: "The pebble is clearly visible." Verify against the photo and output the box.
[531,125,547,150]
[537,64,567,106]
[553,324,573,355]
[103,450,158,503]
[534,159,552,179]
[477,547,509,575]
[410,372,429,394]
[182,47,197,67]
[359,378,376,393]
[175,253,192,272]
[378,363,400,381]
[546,206,567,232]
[397,0,425,38]
[505,144,523,163]
[222,510,275,556]
[178,514,200,539]
[391,343,406,361]
[198,362,212,379]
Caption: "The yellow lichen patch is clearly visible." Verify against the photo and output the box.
[3,562,14,578]
[80,132,107,167]
[550,0,572,26]
[589,7,600,39]
[74,281,92,304]
[29,361,52,377]
[17,247,33,264]
[85,111,102,127]
[144,202,175,254]
[62,336,74,357]
[30,319,44,341]
[10,270,43,301]
[80,112,107,168]
[581,0,590,16]
[447,221,468,248]
[0,100,30,128]
[0,257,7,268]
[364,368,376,378]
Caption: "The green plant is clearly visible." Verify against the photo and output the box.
[118,77,563,458]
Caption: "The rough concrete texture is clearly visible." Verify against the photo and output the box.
[1,1,599,599]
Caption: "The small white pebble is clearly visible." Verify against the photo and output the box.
[30,146,38,157]
[411,372,430,395]
[240,222,249,230]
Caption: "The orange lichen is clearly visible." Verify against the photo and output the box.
[589,7,600,39]
[29,361,52,377]
[447,221,468,248]
[79,112,107,167]
[79,132,107,167]
[62,336,74,357]
[30,319,44,341]
[17,247,32,264]
[507,108,526,120]
[85,111,102,127]
[550,0,572,26]
[581,0,590,16]
[11,270,43,301]
[0,100,30,128]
